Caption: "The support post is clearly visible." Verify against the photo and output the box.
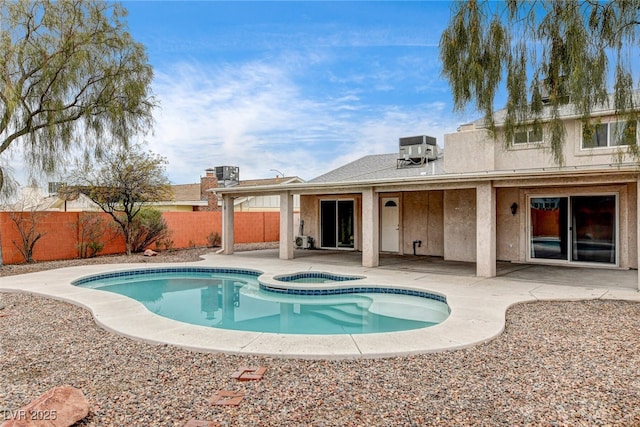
[637,177,640,291]
[476,181,496,277]
[221,194,234,255]
[362,188,379,267]
[279,191,294,260]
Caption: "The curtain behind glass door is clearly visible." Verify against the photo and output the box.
[571,196,616,263]
[337,200,354,248]
[320,200,337,248]
[530,197,568,260]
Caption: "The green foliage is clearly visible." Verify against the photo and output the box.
[0,0,155,195]
[77,214,109,258]
[130,208,170,253]
[65,144,173,255]
[439,0,640,165]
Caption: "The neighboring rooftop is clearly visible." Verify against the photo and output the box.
[238,176,303,186]
[171,183,201,201]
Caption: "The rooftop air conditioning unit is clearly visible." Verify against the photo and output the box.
[215,166,239,187]
[295,235,313,249]
[399,135,438,162]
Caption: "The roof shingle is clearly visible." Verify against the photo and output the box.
[310,153,445,183]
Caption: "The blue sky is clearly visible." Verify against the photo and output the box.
[122,1,478,184]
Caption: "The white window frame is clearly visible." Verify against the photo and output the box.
[319,198,356,250]
[526,192,619,267]
[582,119,637,149]
[513,128,543,145]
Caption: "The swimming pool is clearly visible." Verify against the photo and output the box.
[73,267,450,335]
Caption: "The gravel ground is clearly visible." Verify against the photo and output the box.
[2,247,640,426]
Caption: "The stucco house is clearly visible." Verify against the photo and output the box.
[212,96,640,286]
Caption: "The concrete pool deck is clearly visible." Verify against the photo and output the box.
[1,249,639,359]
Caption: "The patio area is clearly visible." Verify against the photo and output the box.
[246,248,639,290]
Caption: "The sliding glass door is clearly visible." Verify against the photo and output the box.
[320,200,354,248]
[529,195,616,264]
[571,196,616,263]
[320,200,354,249]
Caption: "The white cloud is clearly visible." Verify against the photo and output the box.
[146,55,467,184]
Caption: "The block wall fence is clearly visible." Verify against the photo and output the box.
[0,211,279,265]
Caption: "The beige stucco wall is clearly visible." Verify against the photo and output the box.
[445,114,639,268]
[444,127,496,173]
[443,189,476,262]
[402,192,426,255]
[445,115,638,174]
[496,188,520,261]
[300,179,637,269]
[401,191,444,256]
[427,191,445,256]
[299,195,318,243]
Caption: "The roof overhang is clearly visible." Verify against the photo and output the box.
[210,163,640,198]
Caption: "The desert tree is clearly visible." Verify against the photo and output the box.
[0,0,155,196]
[4,188,49,263]
[64,144,173,255]
[76,212,116,258]
[439,0,640,164]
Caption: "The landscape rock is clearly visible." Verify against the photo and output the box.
[1,386,89,427]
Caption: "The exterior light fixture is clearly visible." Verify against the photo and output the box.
[510,202,518,216]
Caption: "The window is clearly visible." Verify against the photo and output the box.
[582,120,637,148]
[513,128,543,144]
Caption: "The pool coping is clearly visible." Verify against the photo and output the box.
[1,254,639,359]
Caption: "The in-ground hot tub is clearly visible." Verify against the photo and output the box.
[273,271,364,284]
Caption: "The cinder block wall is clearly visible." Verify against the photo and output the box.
[0,211,279,264]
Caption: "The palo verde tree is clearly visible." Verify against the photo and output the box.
[0,0,155,196]
[439,0,640,165]
[64,145,173,256]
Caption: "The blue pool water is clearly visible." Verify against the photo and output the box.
[73,268,450,335]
